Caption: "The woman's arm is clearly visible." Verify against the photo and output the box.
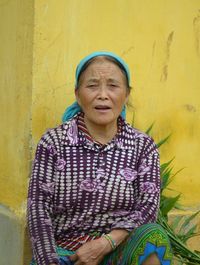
[27,134,59,265]
[70,229,129,265]
[111,137,161,232]
[108,229,129,246]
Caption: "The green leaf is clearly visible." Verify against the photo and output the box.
[171,167,185,178]
[179,211,200,234]
[160,194,181,216]
[174,203,187,211]
[131,113,135,127]
[171,215,183,232]
[160,158,174,175]
[161,168,174,191]
[156,134,171,148]
[145,122,154,135]
[179,224,198,243]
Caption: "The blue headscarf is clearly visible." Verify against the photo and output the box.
[62,51,130,122]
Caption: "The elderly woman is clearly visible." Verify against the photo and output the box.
[27,51,173,265]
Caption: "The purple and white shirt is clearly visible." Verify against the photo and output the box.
[27,112,160,265]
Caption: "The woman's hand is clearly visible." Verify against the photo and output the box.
[69,237,112,265]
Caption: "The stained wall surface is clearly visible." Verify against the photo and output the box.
[0,0,33,264]
[0,0,33,211]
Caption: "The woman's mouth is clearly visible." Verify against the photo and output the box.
[94,105,111,112]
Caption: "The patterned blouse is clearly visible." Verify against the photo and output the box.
[27,112,161,265]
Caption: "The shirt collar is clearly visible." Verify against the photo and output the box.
[62,112,137,150]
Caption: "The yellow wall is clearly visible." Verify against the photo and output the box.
[0,0,33,212]
[32,0,200,207]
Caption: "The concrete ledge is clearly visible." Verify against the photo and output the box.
[0,204,24,265]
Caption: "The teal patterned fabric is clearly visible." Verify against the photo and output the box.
[30,224,173,265]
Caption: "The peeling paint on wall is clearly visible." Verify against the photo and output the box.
[193,10,200,57]
[160,31,174,82]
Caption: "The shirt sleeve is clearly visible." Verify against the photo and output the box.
[111,137,161,232]
[27,134,59,265]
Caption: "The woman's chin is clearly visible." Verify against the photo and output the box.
[86,113,117,126]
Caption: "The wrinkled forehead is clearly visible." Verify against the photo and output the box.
[78,56,127,82]
[75,52,130,88]
[79,59,126,83]
[83,56,122,71]
[87,55,115,64]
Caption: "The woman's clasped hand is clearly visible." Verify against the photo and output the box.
[69,237,111,265]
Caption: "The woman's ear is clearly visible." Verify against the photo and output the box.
[125,90,130,105]
[75,89,81,106]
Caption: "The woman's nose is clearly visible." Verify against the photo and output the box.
[97,86,108,99]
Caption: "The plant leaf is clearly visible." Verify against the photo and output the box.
[161,168,173,191]
[179,224,198,243]
[160,158,174,175]
[174,203,187,210]
[156,134,171,148]
[131,113,135,127]
[179,211,200,234]
[171,167,185,178]
[145,123,154,135]
[160,194,181,216]
[171,215,183,232]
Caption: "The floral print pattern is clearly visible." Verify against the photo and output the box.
[138,158,150,176]
[80,178,105,192]
[56,158,66,171]
[47,144,57,156]
[140,182,158,193]
[40,182,55,195]
[129,211,143,221]
[80,179,98,192]
[109,209,130,217]
[67,119,78,145]
[96,168,106,178]
[119,167,138,181]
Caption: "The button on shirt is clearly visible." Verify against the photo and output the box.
[27,112,161,265]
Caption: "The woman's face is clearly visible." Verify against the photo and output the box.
[75,57,129,127]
